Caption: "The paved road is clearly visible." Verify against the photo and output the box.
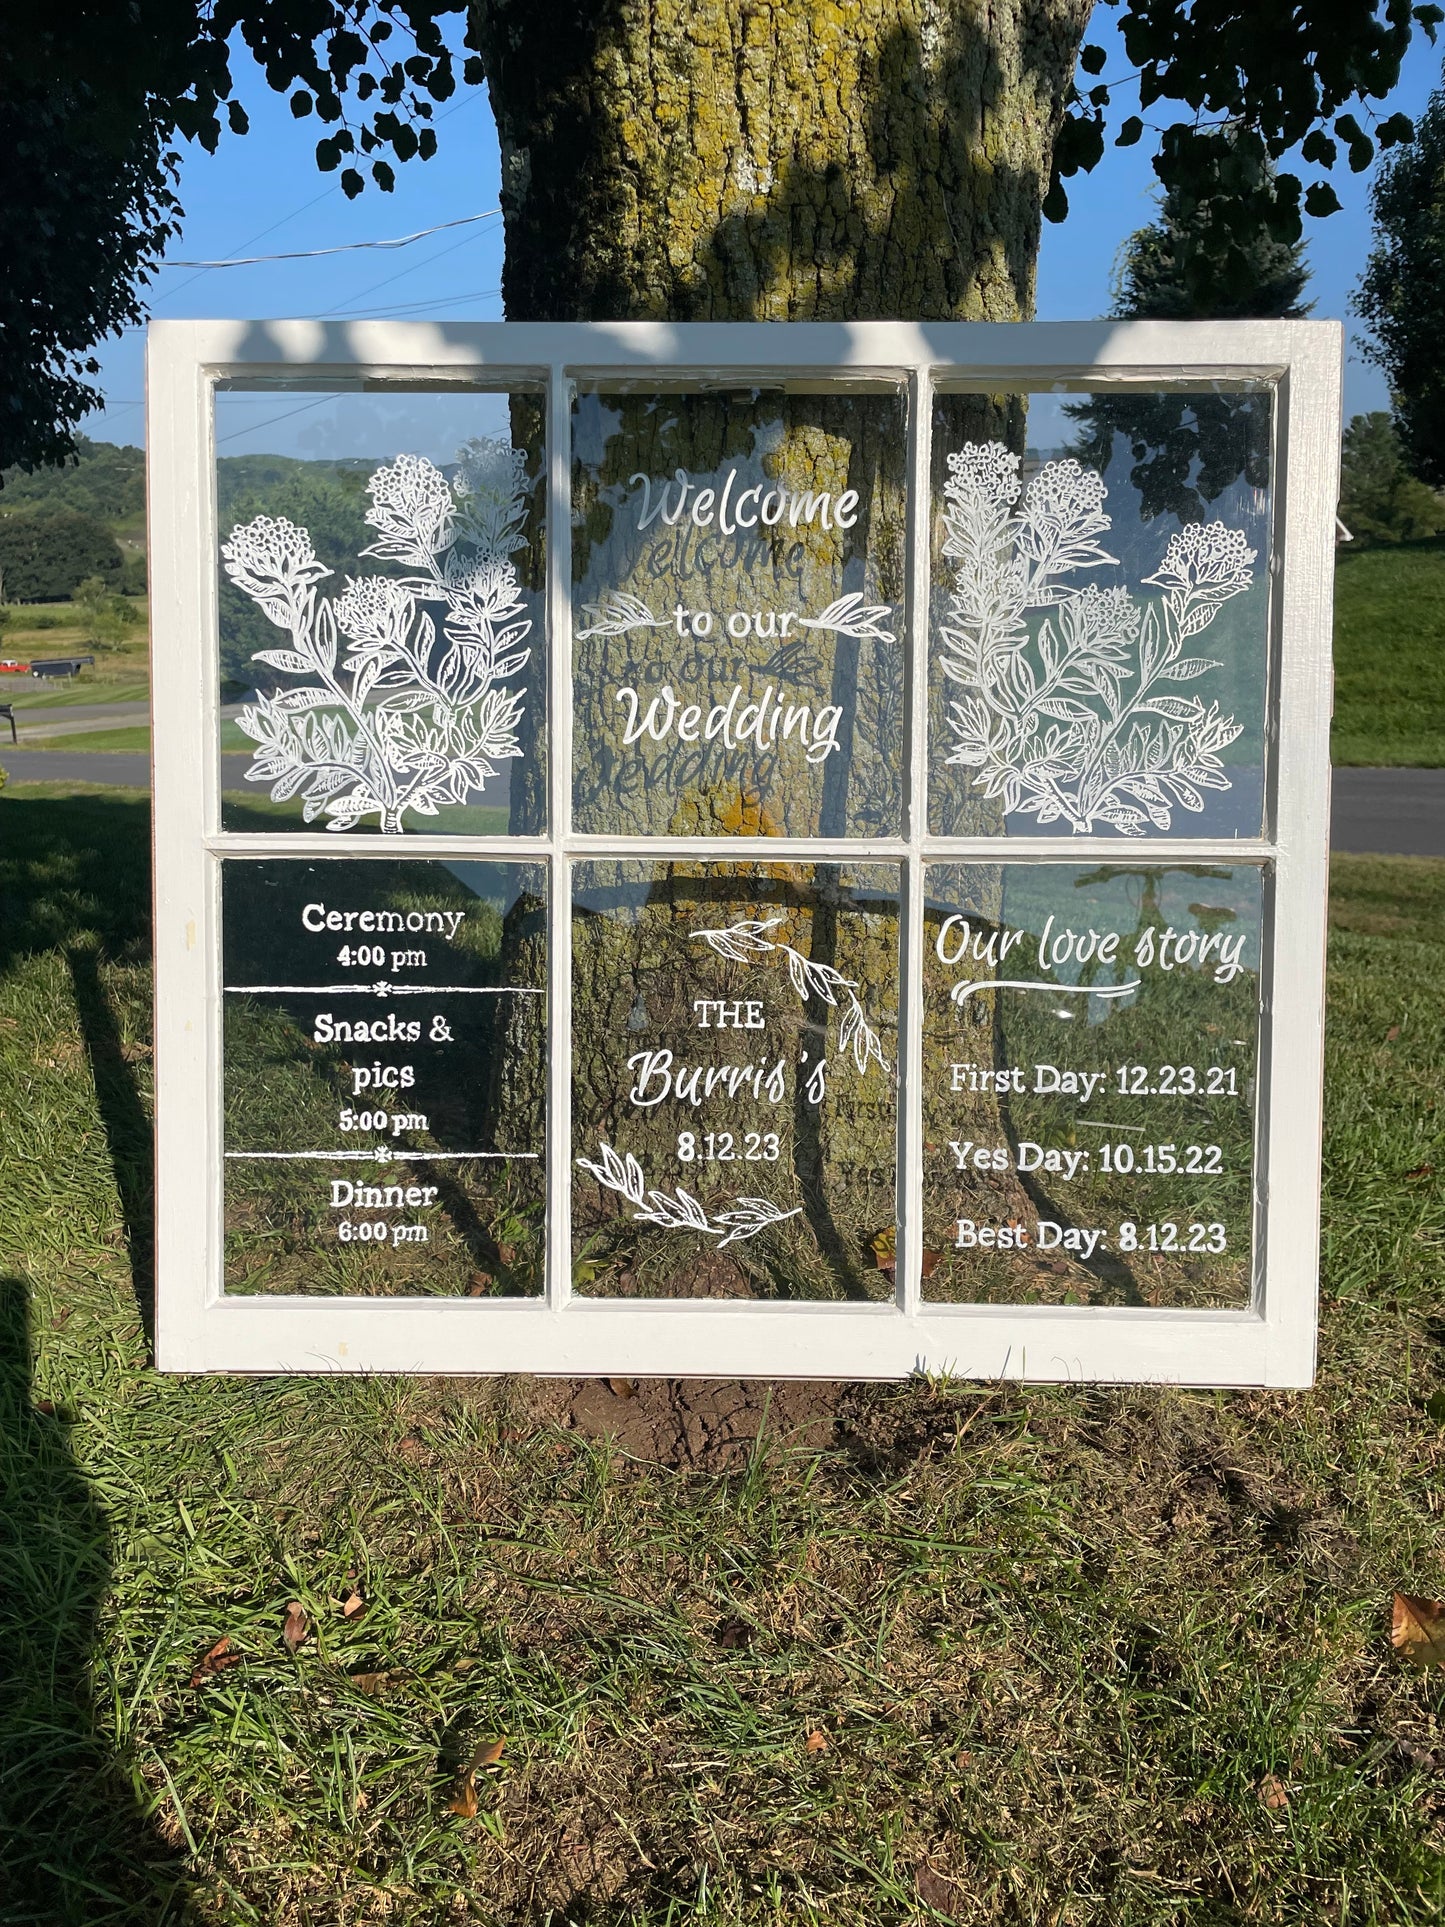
[2,751,256,788]
[1330,768,1445,858]
[3,754,1443,856]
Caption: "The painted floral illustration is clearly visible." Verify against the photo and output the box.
[937,442,1254,835]
[223,441,533,832]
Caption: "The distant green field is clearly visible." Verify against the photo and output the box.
[1332,537,1445,765]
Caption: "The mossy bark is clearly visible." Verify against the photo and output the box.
[470,0,1092,326]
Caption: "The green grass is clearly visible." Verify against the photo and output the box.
[11,726,152,754]
[0,599,151,710]
[1,807,1443,1925]
[1333,538,1445,765]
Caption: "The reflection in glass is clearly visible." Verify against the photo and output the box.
[571,862,899,1299]
[929,388,1273,839]
[571,387,907,838]
[923,862,1262,1306]
[222,859,545,1296]
[215,388,546,834]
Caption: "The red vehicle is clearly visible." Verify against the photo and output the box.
[0,660,29,674]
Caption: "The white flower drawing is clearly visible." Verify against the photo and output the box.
[223,439,533,834]
[937,441,1254,836]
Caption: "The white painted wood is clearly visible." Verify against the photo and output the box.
[147,317,1343,1384]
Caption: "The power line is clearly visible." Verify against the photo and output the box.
[164,206,501,269]
[317,221,494,318]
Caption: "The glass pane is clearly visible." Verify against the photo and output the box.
[571,861,900,1299]
[222,858,545,1295]
[215,387,546,834]
[922,861,1262,1305]
[929,387,1272,838]
[572,386,907,837]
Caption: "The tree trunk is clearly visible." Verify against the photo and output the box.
[472,0,1092,326]
[472,0,1097,1314]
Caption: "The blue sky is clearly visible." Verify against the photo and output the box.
[88,19,1445,456]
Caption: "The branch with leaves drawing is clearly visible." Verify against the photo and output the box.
[575,1142,801,1246]
[223,441,533,833]
[691,918,889,1076]
[576,589,895,645]
[937,442,1253,836]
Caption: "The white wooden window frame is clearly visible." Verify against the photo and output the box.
[148,317,1340,1384]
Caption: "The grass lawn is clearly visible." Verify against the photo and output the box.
[1333,539,1445,766]
[10,726,154,754]
[0,788,1441,1923]
[0,600,151,711]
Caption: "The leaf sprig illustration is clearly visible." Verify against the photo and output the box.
[690,918,889,1076]
[223,441,532,833]
[575,1142,801,1246]
[576,590,895,645]
[937,442,1253,835]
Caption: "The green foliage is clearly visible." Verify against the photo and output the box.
[1066,136,1303,523]
[0,6,469,473]
[0,507,123,602]
[73,575,142,651]
[1358,87,1445,489]
[1333,534,1445,764]
[216,455,372,688]
[1053,3,1443,248]
[1109,133,1312,322]
[6,4,1445,475]
[1338,412,1445,546]
[0,434,145,520]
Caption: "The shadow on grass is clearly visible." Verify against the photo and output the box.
[0,794,156,1346]
[0,1277,193,1924]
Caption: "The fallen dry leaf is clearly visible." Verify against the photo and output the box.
[1392,1592,1445,1668]
[446,1773,478,1819]
[715,1617,754,1650]
[1257,1773,1290,1811]
[920,1249,943,1280]
[188,1636,242,1688]
[1404,1162,1435,1181]
[34,1398,55,1417]
[606,1377,636,1400]
[804,1729,828,1754]
[915,1863,962,1915]
[349,1670,389,1695]
[446,1739,506,1817]
[869,1226,897,1272]
[339,1586,367,1621]
[1386,1025,1402,1043]
[466,1272,493,1297]
[282,1601,309,1653]
[395,1434,426,1461]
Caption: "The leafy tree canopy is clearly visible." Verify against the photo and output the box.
[1067,133,1308,522]
[1356,84,1445,487]
[2,2,1442,473]
[0,507,125,602]
[1337,409,1445,541]
[0,436,146,523]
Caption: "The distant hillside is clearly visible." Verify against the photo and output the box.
[0,436,146,527]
